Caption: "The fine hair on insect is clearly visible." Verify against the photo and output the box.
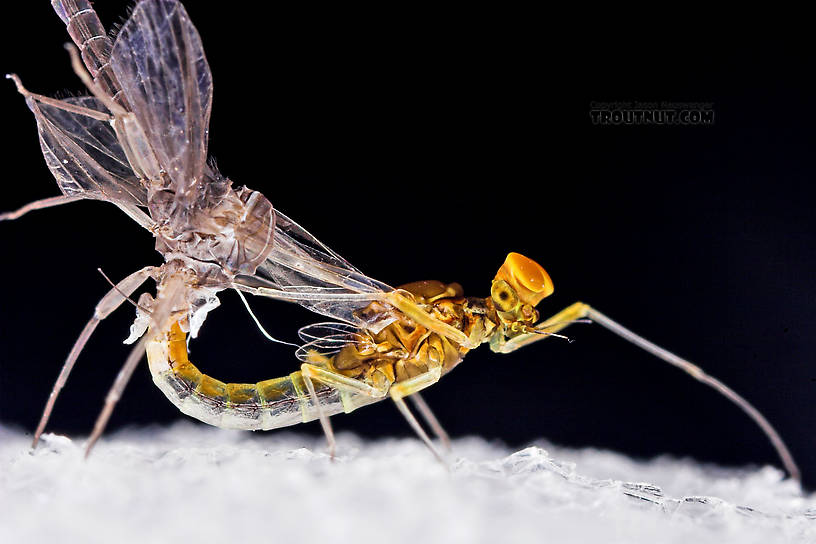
[1,0,802,483]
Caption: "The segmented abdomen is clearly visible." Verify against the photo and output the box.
[146,322,378,431]
[52,0,126,105]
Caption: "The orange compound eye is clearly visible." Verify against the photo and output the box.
[493,252,554,307]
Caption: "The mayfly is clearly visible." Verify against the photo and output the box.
[2,0,801,482]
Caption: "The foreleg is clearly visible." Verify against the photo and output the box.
[388,363,446,463]
[495,301,801,482]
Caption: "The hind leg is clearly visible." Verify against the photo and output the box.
[410,393,451,451]
[388,364,446,463]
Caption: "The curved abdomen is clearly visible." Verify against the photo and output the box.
[146,322,378,431]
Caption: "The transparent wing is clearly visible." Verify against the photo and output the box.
[107,1,392,325]
[29,95,146,206]
[298,322,366,344]
[295,322,371,363]
[110,0,212,197]
[239,210,394,325]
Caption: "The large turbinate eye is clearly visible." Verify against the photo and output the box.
[491,279,520,312]
[493,252,554,307]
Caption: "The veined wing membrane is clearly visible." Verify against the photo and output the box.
[110,1,390,323]
[245,211,473,346]
[241,211,394,325]
[110,0,212,198]
[30,95,146,206]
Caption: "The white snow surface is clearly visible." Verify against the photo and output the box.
[1,422,813,544]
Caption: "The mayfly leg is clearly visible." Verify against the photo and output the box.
[84,334,151,457]
[7,46,123,121]
[85,275,185,457]
[389,364,447,464]
[0,195,84,222]
[586,307,801,483]
[409,393,452,451]
[32,266,156,448]
[300,357,449,462]
[64,44,127,117]
[300,371,337,458]
[5,74,112,122]
[497,302,802,483]
[299,363,389,459]
[2,73,131,223]
[393,398,446,465]
[0,192,155,229]
[291,358,451,462]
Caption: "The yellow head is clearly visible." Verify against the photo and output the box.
[491,253,553,318]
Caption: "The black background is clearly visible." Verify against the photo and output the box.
[0,4,813,486]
